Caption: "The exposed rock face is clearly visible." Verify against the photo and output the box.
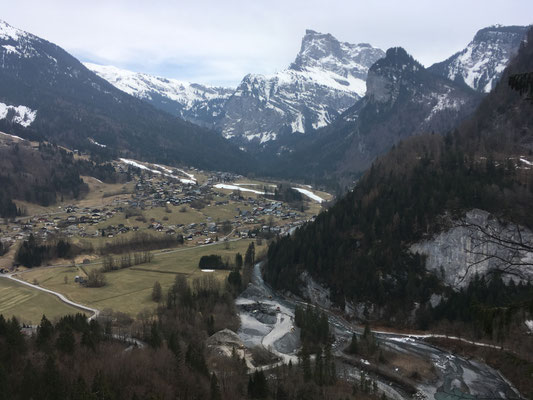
[429,25,528,93]
[411,209,533,288]
[299,271,332,309]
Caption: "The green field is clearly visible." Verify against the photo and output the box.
[19,239,264,316]
[0,278,82,324]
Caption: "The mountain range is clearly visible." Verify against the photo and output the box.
[87,25,527,155]
[87,30,385,146]
[262,47,482,185]
[0,19,529,187]
[266,26,533,326]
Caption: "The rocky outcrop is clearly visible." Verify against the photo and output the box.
[299,271,332,309]
[411,209,533,288]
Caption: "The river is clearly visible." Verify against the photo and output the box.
[236,263,523,400]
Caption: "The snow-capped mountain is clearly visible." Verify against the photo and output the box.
[87,30,383,146]
[218,30,384,144]
[336,47,481,173]
[429,25,528,93]
[84,63,233,127]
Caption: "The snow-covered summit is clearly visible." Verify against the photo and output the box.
[89,29,384,146]
[290,29,384,92]
[0,19,29,41]
[85,63,229,105]
[429,25,528,93]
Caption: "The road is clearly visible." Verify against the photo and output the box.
[239,263,524,400]
[0,273,99,320]
[0,273,147,349]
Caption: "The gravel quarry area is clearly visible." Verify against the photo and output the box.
[236,264,300,365]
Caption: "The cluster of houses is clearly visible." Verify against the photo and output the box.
[0,165,320,261]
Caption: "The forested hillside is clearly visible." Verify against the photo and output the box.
[0,139,118,217]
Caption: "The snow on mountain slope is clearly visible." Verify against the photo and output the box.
[88,29,384,146]
[0,101,37,127]
[429,25,528,93]
[218,30,384,143]
[0,19,55,61]
[85,62,233,126]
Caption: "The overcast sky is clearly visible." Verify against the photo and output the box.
[2,0,532,86]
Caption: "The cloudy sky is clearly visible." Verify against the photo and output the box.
[2,0,532,86]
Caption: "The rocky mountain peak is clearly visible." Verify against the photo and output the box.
[472,25,527,43]
[290,29,385,81]
[366,47,423,104]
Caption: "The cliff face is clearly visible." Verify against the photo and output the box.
[411,209,533,288]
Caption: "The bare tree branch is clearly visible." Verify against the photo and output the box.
[455,213,533,285]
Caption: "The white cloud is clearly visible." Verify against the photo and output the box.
[2,0,532,86]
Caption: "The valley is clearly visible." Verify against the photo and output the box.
[0,150,330,322]
[0,8,532,400]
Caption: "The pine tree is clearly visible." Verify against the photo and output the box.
[149,321,162,348]
[314,347,324,385]
[36,314,54,348]
[348,332,358,354]
[56,325,75,354]
[301,345,312,382]
[151,281,162,302]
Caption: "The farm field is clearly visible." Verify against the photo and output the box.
[17,239,263,316]
[0,277,81,324]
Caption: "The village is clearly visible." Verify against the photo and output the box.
[0,158,327,270]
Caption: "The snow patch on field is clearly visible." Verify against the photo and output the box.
[119,158,196,184]
[519,157,533,167]
[214,183,265,195]
[292,187,324,203]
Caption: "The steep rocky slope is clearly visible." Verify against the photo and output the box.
[429,25,528,93]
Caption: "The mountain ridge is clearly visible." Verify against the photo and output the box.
[87,29,385,146]
[429,24,529,92]
[0,19,253,173]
